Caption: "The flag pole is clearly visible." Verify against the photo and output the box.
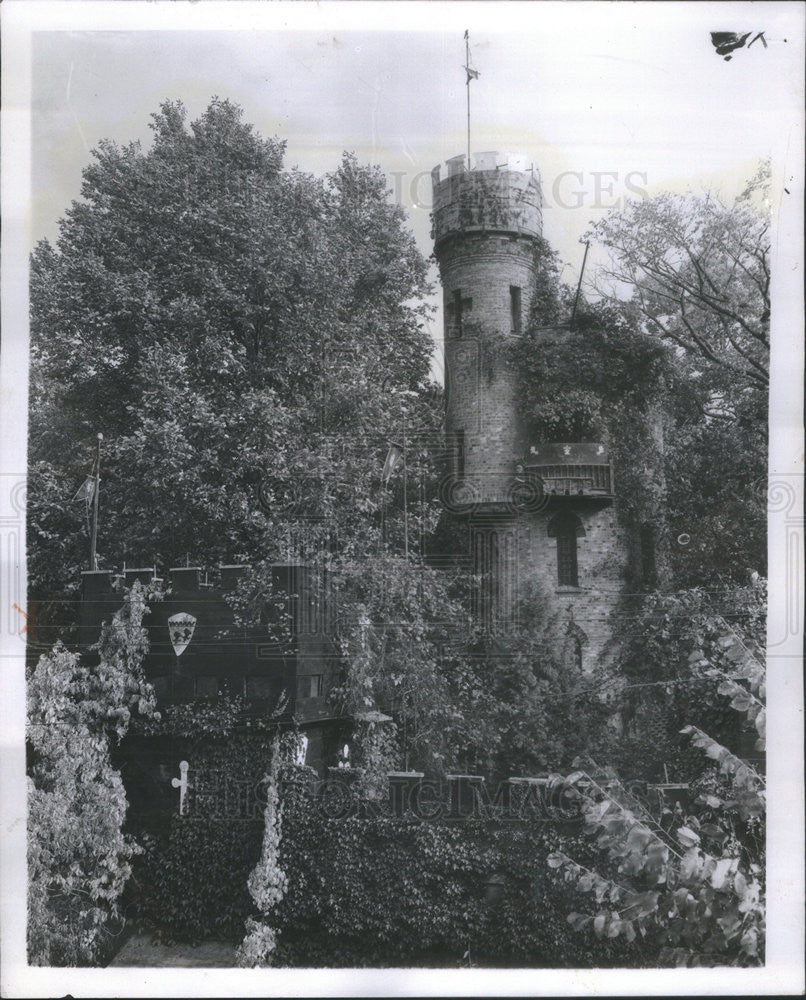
[570,241,591,328]
[90,433,103,570]
[465,29,471,168]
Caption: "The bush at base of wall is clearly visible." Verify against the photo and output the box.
[275,805,640,968]
[134,773,648,966]
[134,816,263,943]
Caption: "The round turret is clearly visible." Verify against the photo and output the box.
[431,151,543,250]
[431,152,543,506]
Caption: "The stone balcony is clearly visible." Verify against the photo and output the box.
[520,442,615,498]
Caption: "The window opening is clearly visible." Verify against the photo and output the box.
[548,512,585,587]
[510,286,522,334]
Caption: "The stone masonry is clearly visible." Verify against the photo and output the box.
[432,151,630,671]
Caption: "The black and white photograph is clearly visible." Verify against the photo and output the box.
[1,1,803,995]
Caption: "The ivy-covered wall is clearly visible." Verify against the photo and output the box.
[514,305,672,591]
[132,761,648,967]
[274,805,643,968]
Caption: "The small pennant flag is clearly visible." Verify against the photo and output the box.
[382,443,404,485]
[73,476,95,504]
[463,29,480,82]
[168,612,196,657]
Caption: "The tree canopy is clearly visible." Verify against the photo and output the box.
[585,169,770,585]
[29,98,435,634]
[588,164,770,398]
[30,98,605,780]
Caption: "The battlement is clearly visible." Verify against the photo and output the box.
[77,561,340,723]
[431,151,543,249]
[430,150,536,182]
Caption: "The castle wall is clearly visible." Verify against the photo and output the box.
[79,564,340,721]
[516,505,628,670]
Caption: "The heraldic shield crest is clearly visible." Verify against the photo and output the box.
[168,612,196,657]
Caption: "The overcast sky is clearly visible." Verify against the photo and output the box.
[25,1,803,359]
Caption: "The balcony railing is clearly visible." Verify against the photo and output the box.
[522,443,614,498]
[534,463,613,496]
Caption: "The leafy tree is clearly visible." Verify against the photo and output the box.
[28,98,434,637]
[611,582,766,780]
[661,375,766,586]
[584,167,770,585]
[548,611,765,967]
[435,581,616,782]
[31,96,597,781]
[588,164,770,395]
[27,584,156,965]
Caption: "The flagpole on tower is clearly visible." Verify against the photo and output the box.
[90,433,102,570]
[465,29,471,168]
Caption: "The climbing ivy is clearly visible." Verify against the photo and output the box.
[236,733,289,966]
[515,299,671,527]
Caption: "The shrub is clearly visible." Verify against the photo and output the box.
[549,617,765,966]
[132,731,277,942]
[275,799,644,967]
[27,585,155,965]
[136,815,263,942]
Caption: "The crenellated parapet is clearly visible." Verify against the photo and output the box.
[431,151,543,250]
[78,562,338,718]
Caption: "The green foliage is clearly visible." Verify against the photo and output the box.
[27,584,155,965]
[133,732,278,942]
[352,717,400,801]
[135,773,643,966]
[515,301,671,585]
[548,611,766,967]
[527,236,566,328]
[132,694,288,739]
[662,394,766,585]
[516,166,769,588]
[274,793,643,968]
[436,585,615,782]
[28,98,435,637]
[236,734,288,967]
[610,582,766,777]
[310,554,612,780]
[136,816,262,942]
[518,300,670,438]
[589,164,770,393]
[586,167,769,585]
[328,553,461,772]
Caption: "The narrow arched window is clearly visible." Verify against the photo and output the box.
[548,512,585,587]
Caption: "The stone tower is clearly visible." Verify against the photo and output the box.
[431,151,630,670]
